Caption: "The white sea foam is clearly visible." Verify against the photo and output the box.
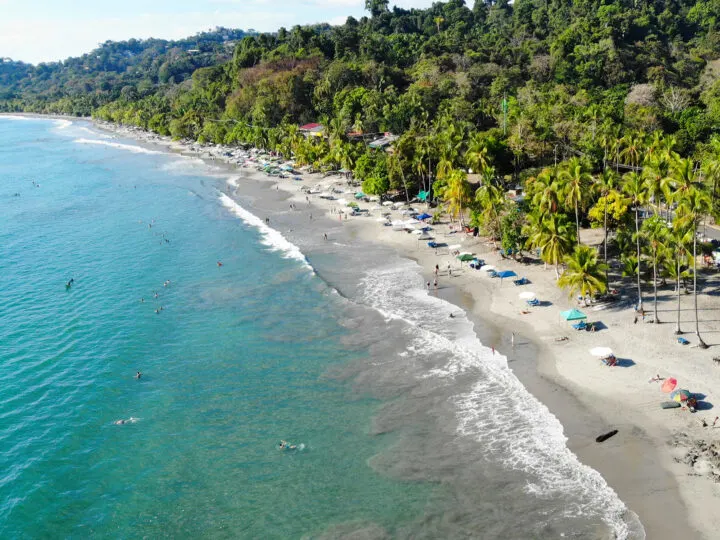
[219,193,312,272]
[54,119,72,129]
[360,261,636,539]
[73,138,165,155]
[159,157,206,173]
[0,115,34,121]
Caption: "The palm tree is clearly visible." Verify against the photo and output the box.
[466,133,491,174]
[642,215,669,323]
[525,212,576,279]
[558,157,593,245]
[622,172,648,310]
[529,168,562,216]
[678,188,712,348]
[594,169,620,284]
[643,153,672,218]
[434,16,445,32]
[667,224,693,335]
[438,168,472,224]
[475,166,505,245]
[558,245,608,300]
[619,131,645,169]
[702,156,720,216]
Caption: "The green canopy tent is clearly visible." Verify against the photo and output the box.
[560,309,587,321]
[457,254,475,262]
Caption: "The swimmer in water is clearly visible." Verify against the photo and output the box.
[115,417,138,425]
[135,371,142,379]
[278,440,297,450]
[217,261,223,267]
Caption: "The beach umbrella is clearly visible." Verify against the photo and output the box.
[458,254,475,262]
[480,265,496,272]
[448,244,462,251]
[355,192,366,199]
[671,389,691,402]
[418,190,430,202]
[337,198,348,206]
[560,309,587,321]
[661,378,678,393]
[375,217,389,222]
[590,347,613,358]
[497,270,517,279]
[519,292,537,300]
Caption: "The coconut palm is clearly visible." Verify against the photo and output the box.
[525,212,576,279]
[622,172,648,310]
[620,131,645,169]
[677,188,712,348]
[558,157,593,245]
[667,223,693,335]
[642,215,669,323]
[594,169,620,284]
[438,168,472,223]
[558,245,608,300]
[528,168,562,216]
[475,167,505,244]
[466,133,491,174]
[643,153,672,218]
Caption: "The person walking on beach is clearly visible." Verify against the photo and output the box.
[435,264,439,277]
[427,281,431,290]
[323,233,328,240]
[447,262,452,276]
[433,278,438,290]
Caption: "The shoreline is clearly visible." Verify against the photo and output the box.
[49,116,720,538]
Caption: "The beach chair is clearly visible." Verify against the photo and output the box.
[513,277,529,286]
[526,298,540,307]
[677,337,690,345]
[572,321,587,331]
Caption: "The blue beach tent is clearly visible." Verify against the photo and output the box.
[496,270,517,279]
[416,213,432,221]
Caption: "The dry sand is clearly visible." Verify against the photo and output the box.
[94,120,720,539]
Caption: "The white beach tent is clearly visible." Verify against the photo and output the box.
[519,292,537,300]
[480,265,496,272]
[589,347,613,357]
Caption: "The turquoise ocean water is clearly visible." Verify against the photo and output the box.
[1,117,647,540]
[0,118,429,538]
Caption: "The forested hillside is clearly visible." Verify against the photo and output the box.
[0,27,249,114]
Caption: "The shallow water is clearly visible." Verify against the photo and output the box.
[0,117,642,539]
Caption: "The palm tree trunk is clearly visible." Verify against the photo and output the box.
[604,194,609,287]
[675,257,682,335]
[635,207,642,310]
[575,201,581,245]
[693,227,708,348]
[653,253,659,323]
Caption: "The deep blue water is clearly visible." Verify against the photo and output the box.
[0,118,429,538]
